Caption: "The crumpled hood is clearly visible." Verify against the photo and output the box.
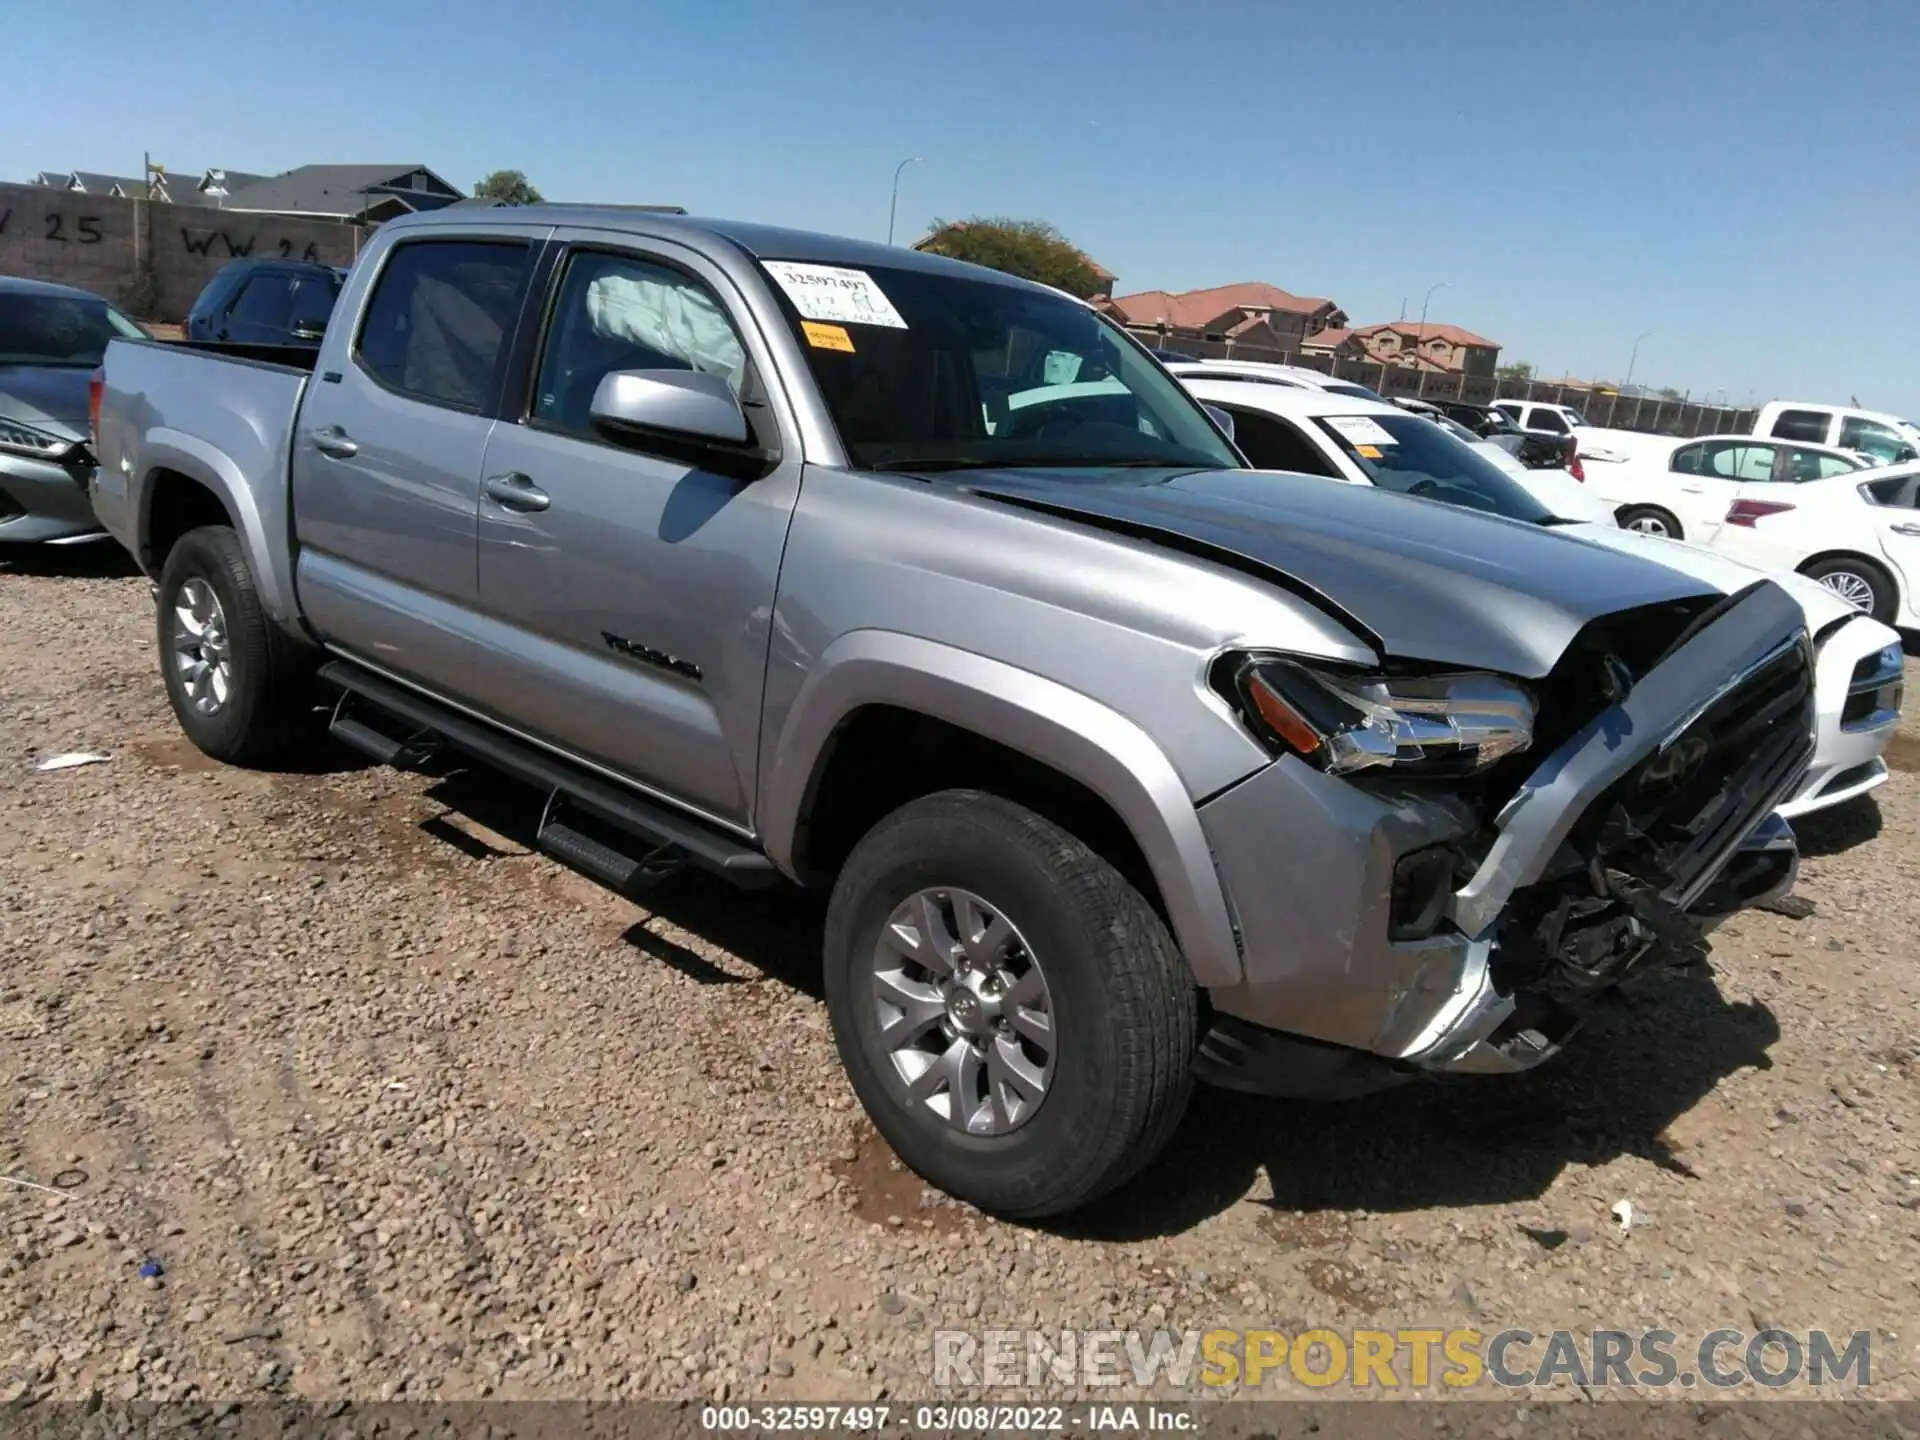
[0,364,89,441]
[959,467,1723,678]
[1566,522,1855,632]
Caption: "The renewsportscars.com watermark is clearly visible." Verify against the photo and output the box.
[932,1327,1872,1391]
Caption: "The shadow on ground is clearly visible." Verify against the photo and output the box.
[1060,967,1778,1241]
[1790,793,1882,857]
[386,761,1780,1241]
[0,541,142,579]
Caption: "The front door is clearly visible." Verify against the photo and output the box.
[471,235,803,829]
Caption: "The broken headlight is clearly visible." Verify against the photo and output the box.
[1226,655,1535,776]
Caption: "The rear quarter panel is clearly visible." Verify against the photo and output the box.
[94,338,308,627]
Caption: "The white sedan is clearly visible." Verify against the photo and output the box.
[1579,433,1871,542]
[1709,461,1920,628]
[1178,378,1904,818]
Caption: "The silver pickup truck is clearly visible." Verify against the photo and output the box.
[93,208,1811,1218]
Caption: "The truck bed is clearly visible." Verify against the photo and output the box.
[92,336,313,624]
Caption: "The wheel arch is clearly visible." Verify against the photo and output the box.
[136,431,300,629]
[760,632,1246,988]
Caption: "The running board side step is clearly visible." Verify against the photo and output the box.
[317,658,779,890]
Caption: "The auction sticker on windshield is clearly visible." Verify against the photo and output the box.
[1324,416,1398,447]
[801,321,855,352]
[764,262,908,328]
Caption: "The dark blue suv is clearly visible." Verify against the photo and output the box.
[184,260,347,347]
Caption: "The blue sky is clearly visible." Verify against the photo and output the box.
[13,0,1919,413]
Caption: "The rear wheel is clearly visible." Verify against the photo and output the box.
[156,526,315,766]
[822,790,1197,1218]
[1801,554,1896,623]
[1618,505,1683,539]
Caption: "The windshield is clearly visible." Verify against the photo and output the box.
[1321,380,1385,401]
[759,260,1241,473]
[1312,412,1556,524]
[0,291,149,367]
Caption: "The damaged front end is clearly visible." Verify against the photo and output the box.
[1194,579,1814,1097]
[1410,580,1814,1074]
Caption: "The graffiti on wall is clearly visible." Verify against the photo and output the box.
[0,208,106,243]
[178,228,327,262]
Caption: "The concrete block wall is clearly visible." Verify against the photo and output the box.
[0,182,364,320]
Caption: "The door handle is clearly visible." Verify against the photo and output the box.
[1890,522,1920,537]
[308,426,359,459]
[483,472,550,513]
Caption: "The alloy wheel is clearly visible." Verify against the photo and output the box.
[1815,569,1876,613]
[870,887,1056,1135]
[169,578,233,715]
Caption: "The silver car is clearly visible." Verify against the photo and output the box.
[0,276,148,544]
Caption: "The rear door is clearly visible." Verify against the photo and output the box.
[290,230,543,696]
[1670,439,1775,541]
[468,230,804,828]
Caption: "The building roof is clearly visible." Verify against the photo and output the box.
[70,171,151,196]
[197,168,269,195]
[219,164,459,218]
[1111,282,1338,328]
[1300,326,1356,349]
[1356,321,1499,349]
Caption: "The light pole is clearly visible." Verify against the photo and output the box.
[1624,330,1654,389]
[1414,282,1448,396]
[886,156,923,246]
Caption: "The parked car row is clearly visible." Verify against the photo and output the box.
[3,212,1903,1219]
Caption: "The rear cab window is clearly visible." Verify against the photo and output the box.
[1768,409,1831,444]
[354,239,534,411]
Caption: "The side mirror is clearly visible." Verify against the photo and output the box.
[590,368,750,447]
[1203,404,1235,441]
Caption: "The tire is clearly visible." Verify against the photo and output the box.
[1800,555,1897,624]
[823,789,1198,1219]
[1618,505,1683,539]
[155,526,314,766]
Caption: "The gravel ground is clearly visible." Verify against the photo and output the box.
[3,545,1917,1414]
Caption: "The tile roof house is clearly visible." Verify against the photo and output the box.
[52,171,172,201]
[1297,325,1364,359]
[217,164,464,222]
[195,168,269,203]
[1353,321,1500,377]
[1109,282,1348,355]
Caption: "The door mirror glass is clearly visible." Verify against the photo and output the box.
[589,368,750,446]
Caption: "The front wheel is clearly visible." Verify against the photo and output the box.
[1801,555,1897,623]
[156,526,315,766]
[1618,505,1683,539]
[822,790,1198,1218]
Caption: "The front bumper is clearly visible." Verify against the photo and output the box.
[1776,616,1902,819]
[1196,581,1813,1092]
[0,449,105,543]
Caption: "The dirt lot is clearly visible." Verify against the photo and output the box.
[3,546,1918,1412]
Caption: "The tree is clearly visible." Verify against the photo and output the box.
[1495,360,1535,384]
[474,169,543,206]
[915,218,1107,299]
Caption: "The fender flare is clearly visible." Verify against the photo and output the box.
[759,630,1244,988]
[137,428,300,628]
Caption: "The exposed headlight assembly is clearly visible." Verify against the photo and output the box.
[1225,655,1535,776]
[0,417,75,460]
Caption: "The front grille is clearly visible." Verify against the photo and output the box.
[1624,636,1815,904]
